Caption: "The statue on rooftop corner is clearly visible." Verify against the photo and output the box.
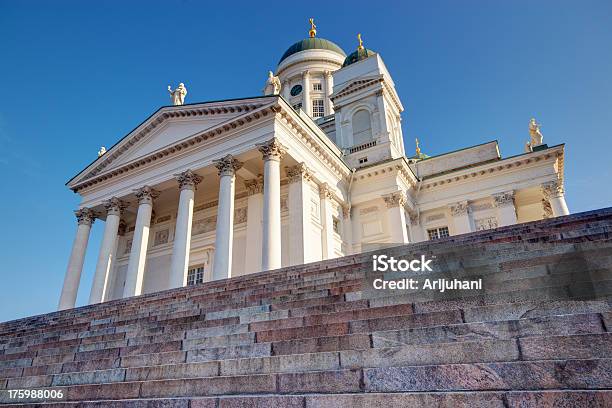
[97,146,106,157]
[168,83,187,106]
[263,71,281,96]
[529,117,544,146]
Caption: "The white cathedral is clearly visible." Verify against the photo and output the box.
[58,21,569,310]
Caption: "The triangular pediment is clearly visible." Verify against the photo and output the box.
[331,76,382,101]
[67,96,278,189]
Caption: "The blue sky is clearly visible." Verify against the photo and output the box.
[0,0,610,322]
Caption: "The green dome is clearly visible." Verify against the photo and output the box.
[279,38,346,65]
[342,48,376,67]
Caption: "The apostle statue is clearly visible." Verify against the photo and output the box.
[168,83,187,105]
[528,117,544,146]
[263,71,281,96]
[97,146,107,157]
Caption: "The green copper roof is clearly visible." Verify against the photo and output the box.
[342,48,376,67]
[279,38,346,65]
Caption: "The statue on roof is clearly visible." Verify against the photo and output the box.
[168,83,187,106]
[97,146,106,157]
[263,71,281,96]
[529,117,544,146]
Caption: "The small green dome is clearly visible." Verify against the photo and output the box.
[342,48,376,67]
[279,38,346,65]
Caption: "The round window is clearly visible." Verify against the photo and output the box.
[290,84,303,96]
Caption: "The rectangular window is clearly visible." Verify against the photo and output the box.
[187,266,204,286]
[313,83,322,91]
[312,99,325,117]
[358,157,368,164]
[427,226,450,240]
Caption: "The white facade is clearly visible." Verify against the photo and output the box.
[58,28,569,309]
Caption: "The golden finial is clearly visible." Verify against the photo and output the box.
[309,18,317,38]
[415,138,421,156]
[357,33,364,50]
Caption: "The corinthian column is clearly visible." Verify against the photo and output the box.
[302,70,311,116]
[123,186,160,298]
[244,175,264,273]
[286,163,314,265]
[257,138,287,271]
[320,183,336,259]
[212,155,243,281]
[449,200,472,235]
[324,70,334,115]
[383,192,409,244]
[493,191,517,227]
[58,208,95,310]
[169,170,202,289]
[90,197,125,304]
[542,181,570,216]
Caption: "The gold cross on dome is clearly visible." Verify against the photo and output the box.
[309,18,317,38]
[357,33,364,50]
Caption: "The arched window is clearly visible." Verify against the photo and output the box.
[352,109,372,146]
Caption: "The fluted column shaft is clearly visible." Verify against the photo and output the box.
[212,155,243,280]
[324,71,334,115]
[90,198,125,304]
[58,208,95,310]
[258,139,287,271]
[169,170,202,289]
[383,193,409,244]
[124,186,159,298]
[302,71,311,116]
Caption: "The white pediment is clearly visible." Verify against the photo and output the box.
[106,115,232,171]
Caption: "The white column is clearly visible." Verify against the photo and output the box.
[449,201,472,235]
[282,80,290,100]
[542,181,570,216]
[407,210,425,243]
[341,205,353,255]
[302,70,311,116]
[257,138,287,271]
[286,163,314,265]
[383,192,409,244]
[324,70,334,115]
[90,198,125,304]
[212,155,243,280]
[320,183,337,259]
[169,170,202,289]
[103,220,126,302]
[376,90,390,140]
[493,191,518,227]
[244,176,264,273]
[123,186,159,298]
[58,208,95,310]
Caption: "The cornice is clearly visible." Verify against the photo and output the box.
[70,101,278,192]
[354,158,418,189]
[277,57,343,77]
[420,146,564,191]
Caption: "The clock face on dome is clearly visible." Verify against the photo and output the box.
[290,84,303,96]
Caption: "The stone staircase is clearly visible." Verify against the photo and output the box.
[1,208,611,407]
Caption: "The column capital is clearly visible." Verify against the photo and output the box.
[285,163,312,184]
[244,175,264,196]
[75,208,95,226]
[341,204,351,219]
[323,70,332,78]
[134,185,160,205]
[319,183,334,200]
[257,138,287,162]
[214,154,243,177]
[383,192,406,208]
[103,197,127,216]
[492,191,515,208]
[175,170,203,191]
[541,180,564,199]
[408,209,420,225]
[449,200,470,217]
[302,70,310,78]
